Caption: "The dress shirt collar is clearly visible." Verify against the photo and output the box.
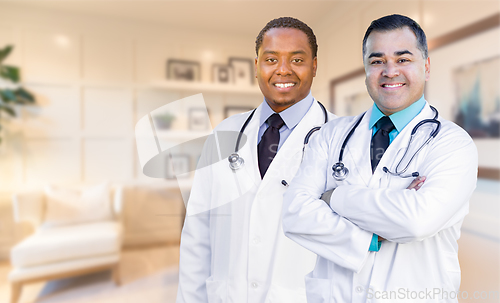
[260,91,314,130]
[369,95,426,132]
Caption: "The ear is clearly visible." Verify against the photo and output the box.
[254,57,258,78]
[424,57,430,81]
[312,56,318,77]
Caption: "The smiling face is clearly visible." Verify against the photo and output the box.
[255,28,317,113]
[364,27,430,116]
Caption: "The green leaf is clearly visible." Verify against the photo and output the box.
[15,87,34,103]
[0,104,16,117]
[0,89,16,102]
[0,65,20,82]
[0,45,13,63]
[12,96,31,105]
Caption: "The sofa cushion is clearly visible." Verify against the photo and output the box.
[11,221,122,268]
[9,254,119,282]
[43,183,113,227]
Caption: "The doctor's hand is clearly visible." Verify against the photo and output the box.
[406,176,426,191]
[320,189,335,206]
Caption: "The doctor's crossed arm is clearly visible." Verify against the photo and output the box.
[320,175,426,243]
[320,176,426,206]
[325,127,477,243]
[281,115,430,270]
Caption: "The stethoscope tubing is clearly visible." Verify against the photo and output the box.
[229,101,328,170]
[235,109,256,152]
[333,105,440,180]
[386,106,440,177]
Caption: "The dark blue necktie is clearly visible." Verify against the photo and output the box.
[370,116,395,173]
[258,114,285,178]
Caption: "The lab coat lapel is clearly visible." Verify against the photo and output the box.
[259,101,325,189]
[342,109,374,187]
[247,104,262,184]
[240,105,263,185]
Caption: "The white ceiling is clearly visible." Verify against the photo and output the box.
[6,0,344,36]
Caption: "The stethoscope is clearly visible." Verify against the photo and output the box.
[228,101,328,171]
[332,106,441,181]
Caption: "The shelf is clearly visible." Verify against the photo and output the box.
[155,129,211,140]
[25,80,262,95]
[150,80,261,94]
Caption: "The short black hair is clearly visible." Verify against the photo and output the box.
[255,17,318,58]
[363,14,428,59]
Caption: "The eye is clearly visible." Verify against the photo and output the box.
[292,58,303,63]
[371,60,383,65]
[398,58,410,63]
[266,58,277,63]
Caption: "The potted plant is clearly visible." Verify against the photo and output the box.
[0,45,35,144]
[153,112,176,129]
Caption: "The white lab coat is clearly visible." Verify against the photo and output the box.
[282,102,478,303]
[177,100,336,303]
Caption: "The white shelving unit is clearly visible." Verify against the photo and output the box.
[138,80,262,193]
[155,130,211,140]
[150,80,261,95]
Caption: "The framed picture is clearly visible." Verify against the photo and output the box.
[229,57,254,86]
[212,64,234,84]
[167,59,201,81]
[344,91,373,117]
[224,106,254,118]
[166,154,190,179]
[189,107,210,131]
[425,15,500,180]
[329,70,366,116]
[452,56,499,138]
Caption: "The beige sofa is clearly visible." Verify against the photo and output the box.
[9,184,123,303]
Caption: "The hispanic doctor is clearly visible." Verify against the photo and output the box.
[177,17,336,303]
[282,14,478,303]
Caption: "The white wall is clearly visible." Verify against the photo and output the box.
[0,3,260,191]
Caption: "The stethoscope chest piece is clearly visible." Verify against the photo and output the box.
[332,162,349,181]
[228,101,328,172]
[228,153,244,170]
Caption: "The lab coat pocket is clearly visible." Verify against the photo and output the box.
[305,275,331,303]
[265,284,307,303]
[205,277,227,303]
[443,251,461,291]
